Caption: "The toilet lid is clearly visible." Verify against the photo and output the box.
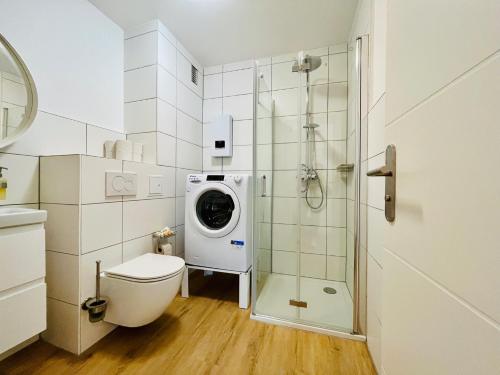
[105,253,185,281]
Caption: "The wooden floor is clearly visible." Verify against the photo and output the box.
[0,272,376,375]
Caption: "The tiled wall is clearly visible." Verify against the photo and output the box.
[205,47,349,284]
[40,155,176,354]
[124,20,204,255]
[348,0,386,370]
[202,60,254,174]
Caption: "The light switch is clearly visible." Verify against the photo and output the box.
[106,172,137,196]
[149,175,163,195]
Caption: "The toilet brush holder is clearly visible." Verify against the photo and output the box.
[82,260,108,323]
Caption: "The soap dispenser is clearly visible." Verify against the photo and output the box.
[0,167,8,200]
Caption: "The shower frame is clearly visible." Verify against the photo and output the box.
[251,36,367,341]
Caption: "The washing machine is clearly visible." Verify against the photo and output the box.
[185,174,252,272]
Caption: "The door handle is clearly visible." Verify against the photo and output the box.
[367,145,396,222]
[366,166,393,177]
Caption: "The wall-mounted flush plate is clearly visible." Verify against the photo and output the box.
[149,175,163,195]
[106,172,137,197]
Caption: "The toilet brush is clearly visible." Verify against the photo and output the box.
[82,260,108,322]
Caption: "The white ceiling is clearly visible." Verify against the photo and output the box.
[89,0,358,67]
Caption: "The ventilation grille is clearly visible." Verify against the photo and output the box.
[191,65,199,86]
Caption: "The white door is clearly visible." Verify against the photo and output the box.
[381,1,500,374]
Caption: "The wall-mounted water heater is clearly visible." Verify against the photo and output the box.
[209,113,233,157]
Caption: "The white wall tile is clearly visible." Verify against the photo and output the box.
[124,65,156,102]
[329,43,348,54]
[204,73,222,99]
[367,96,385,158]
[157,67,177,106]
[42,203,80,255]
[300,226,326,255]
[327,198,346,227]
[327,141,347,169]
[273,171,297,197]
[176,52,202,98]
[300,253,326,279]
[86,125,126,157]
[272,250,297,275]
[80,310,116,353]
[45,251,79,304]
[204,65,222,75]
[176,140,202,170]
[156,133,176,167]
[157,33,176,76]
[223,60,253,72]
[177,111,202,146]
[203,98,223,124]
[124,99,157,134]
[273,116,298,143]
[43,298,79,354]
[222,94,253,120]
[327,227,346,256]
[273,61,299,90]
[328,111,347,140]
[123,234,155,262]
[274,143,299,170]
[177,82,202,122]
[223,68,253,96]
[202,151,222,172]
[326,256,346,281]
[123,198,175,241]
[40,155,80,204]
[328,82,348,111]
[273,197,298,225]
[81,202,122,253]
[232,120,253,146]
[300,199,326,226]
[273,89,298,117]
[0,153,39,206]
[124,32,157,71]
[223,145,252,171]
[272,224,298,251]
[327,170,347,198]
[329,53,348,82]
[157,99,177,136]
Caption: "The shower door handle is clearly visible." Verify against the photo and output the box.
[366,145,396,222]
[261,175,267,197]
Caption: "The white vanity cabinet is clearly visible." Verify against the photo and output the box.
[0,208,47,356]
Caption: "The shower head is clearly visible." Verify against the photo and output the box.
[292,53,322,73]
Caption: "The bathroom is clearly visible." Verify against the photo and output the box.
[0,0,498,374]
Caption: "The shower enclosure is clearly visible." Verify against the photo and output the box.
[252,38,367,337]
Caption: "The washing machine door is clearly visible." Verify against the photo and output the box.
[192,183,240,238]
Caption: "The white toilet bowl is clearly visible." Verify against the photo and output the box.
[101,253,185,327]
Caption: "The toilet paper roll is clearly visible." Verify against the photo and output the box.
[104,141,115,159]
[115,140,133,161]
[158,243,173,256]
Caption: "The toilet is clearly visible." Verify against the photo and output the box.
[100,253,185,327]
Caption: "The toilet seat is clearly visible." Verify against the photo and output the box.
[104,253,185,283]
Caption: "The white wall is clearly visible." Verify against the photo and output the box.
[0,0,124,209]
[0,0,123,131]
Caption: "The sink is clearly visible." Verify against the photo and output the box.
[0,207,47,228]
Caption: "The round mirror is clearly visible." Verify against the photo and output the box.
[0,33,37,148]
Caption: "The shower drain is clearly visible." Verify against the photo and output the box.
[323,287,337,295]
